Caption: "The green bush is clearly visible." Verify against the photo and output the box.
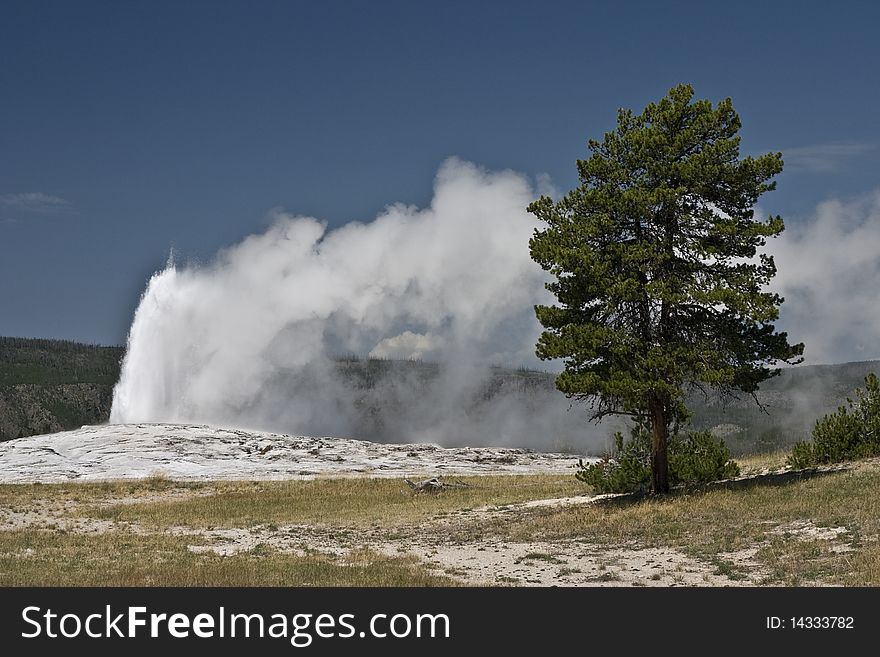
[669,431,741,485]
[788,373,880,468]
[576,427,653,494]
[577,424,740,494]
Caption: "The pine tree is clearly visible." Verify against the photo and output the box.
[529,84,804,493]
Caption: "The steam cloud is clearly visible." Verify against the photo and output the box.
[772,189,880,364]
[110,157,879,450]
[111,159,607,451]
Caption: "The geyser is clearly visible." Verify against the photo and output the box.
[110,158,608,451]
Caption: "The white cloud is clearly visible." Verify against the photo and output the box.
[0,192,72,213]
[782,142,874,173]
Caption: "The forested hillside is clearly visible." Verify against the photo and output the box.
[0,337,123,440]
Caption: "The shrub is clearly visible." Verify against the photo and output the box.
[668,431,741,485]
[788,373,880,468]
[576,424,740,494]
[576,427,652,494]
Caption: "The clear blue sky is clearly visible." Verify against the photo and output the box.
[2,0,879,345]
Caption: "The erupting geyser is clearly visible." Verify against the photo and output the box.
[110,159,606,451]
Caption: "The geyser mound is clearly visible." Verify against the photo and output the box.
[0,423,588,483]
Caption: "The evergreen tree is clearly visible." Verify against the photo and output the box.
[529,84,804,493]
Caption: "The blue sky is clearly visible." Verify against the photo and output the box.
[2,0,879,346]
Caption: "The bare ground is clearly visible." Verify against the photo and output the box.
[2,429,867,586]
[3,486,853,586]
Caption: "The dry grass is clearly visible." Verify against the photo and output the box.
[0,475,208,508]
[734,450,790,474]
[485,466,880,584]
[0,474,583,587]
[80,475,584,529]
[5,464,880,586]
[0,529,458,586]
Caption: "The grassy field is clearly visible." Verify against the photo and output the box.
[0,475,579,586]
[2,459,879,586]
[85,475,585,528]
[488,464,880,585]
[0,530,459,586]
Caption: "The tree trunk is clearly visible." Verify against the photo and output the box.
[649,396,670,494]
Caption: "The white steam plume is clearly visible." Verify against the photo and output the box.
[772,189,880,364]
[111,155,879,450]
[111,158,607,451]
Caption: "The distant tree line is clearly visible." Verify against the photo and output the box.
[0,337,123,387]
